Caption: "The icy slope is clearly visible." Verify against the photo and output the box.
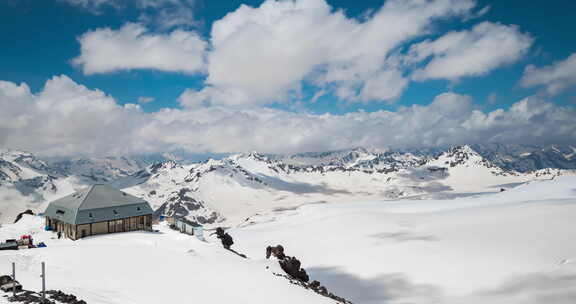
[232,176,576,304]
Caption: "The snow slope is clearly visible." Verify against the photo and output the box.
[231,176,576,304]
[0,149,86,223]
[2,176,575,304]
[0,217,336,304]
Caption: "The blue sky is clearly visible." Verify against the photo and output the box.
[0,0,575,156]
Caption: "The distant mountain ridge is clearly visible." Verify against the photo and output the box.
[1,143,575,224]
[468,143,576,172]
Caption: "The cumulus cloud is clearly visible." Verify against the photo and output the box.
[409,22,532,81]
[71,0,535,108]
[70,0,537,108]
[0,76,147,156]
[199,0,477,106]
[73,23,206,75]
[1,76,575,156]
[0,81,34,145]
[520,52,576,96]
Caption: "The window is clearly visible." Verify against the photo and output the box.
[56,210,65,215]
[137,207,141,211]
[89,213,93,218]
[113,210,118,215]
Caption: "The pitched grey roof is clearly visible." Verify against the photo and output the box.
[44,184,153,225]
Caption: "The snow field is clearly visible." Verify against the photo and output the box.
[1,176,575,304]
[0,219,335,304]
[231,176,576,303]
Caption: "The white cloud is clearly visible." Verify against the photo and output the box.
[520,52,576,96]
[193,0,478,106]
[0,81,34,146]
[70,0,536,108]
[73,23,206,75]
[409,22,532,81]
[138,96,155,104]
[0,75,147,156]
[359,69,409,102]
[2,76,575,156]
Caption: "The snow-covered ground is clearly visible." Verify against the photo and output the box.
[233,176,576,303]
[1,176,575,303]
[0,219,335,304]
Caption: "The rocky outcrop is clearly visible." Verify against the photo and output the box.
[266,245,352,304]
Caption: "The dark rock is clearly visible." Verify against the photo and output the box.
[14,209,35,223]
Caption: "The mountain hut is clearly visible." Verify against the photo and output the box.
[43,184,153,240]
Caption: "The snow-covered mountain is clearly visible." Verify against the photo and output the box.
[118,145,574,225]
[1,144,575,225]
[470,143,576,172]
[0,149,82,223]
[45,155,163,183]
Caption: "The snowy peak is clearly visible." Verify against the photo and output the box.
[353,151,426,173]
[245,151,269,162]
[426,145,519,181]
[121,157,271,225]
[0,159,24,183]
[470,143,576,172]
[280,147,381,167]
[0,148,55,176]
[46,155,159,183]
[0,149,55,185]
[435,145,485,167]
[153,188,221,225]
[149,160,183,174]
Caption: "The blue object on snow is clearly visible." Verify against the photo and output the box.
[44,226,52,231]
[194,227,205,241]
[37,242,47,248]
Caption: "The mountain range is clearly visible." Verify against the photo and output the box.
[0,144,574,224]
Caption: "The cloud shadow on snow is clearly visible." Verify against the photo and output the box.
[396,167,450,183]
[369,231,439,242]
[306,267,442,304]
[476,271,576,304]
[255,174,352,195]
[490,182,526,189]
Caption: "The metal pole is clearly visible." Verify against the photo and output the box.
[12,262,15,298]
[41,262,45,301]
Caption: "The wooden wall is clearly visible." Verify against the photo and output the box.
[47,214,152,240]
